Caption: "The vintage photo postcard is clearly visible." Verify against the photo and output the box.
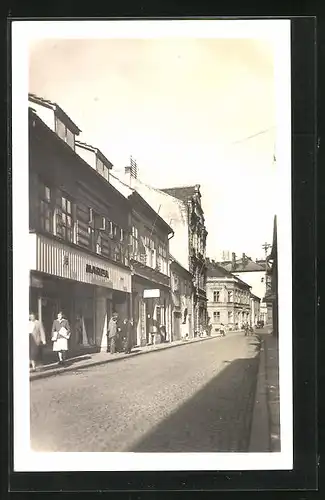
[11,19,292,472]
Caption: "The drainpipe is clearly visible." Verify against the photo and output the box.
[167,230,174,341]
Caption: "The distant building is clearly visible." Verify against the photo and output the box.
[206,259,252,331]
[218,252,271,323]
[117,166,208,335]
[250,293,261,326]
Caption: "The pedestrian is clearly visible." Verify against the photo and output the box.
[51,311,71,365]
[123,318,134,354]
[107,312,119,354]
[29,312,46,371]
[219,323,226,337]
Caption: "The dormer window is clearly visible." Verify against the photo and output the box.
[55,116,75,150]
[96,157,109,181]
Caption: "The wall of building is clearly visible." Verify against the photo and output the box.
[232,270,266,300]
[206,278,251,330]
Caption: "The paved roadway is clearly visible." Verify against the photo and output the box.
[30,332,260,453]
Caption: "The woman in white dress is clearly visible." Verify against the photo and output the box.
[51,311,71,365]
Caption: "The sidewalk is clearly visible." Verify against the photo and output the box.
[249,329,280,452]
[30,333,226,382]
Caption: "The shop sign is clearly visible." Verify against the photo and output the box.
[85,264,109,278]
[143,288,160,298]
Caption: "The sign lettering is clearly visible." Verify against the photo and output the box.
[85,263,109,279]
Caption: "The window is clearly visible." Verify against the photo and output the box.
[39,183,52,233]
[158,243,168,275]
[213,311,220,322]
[228,290,233,302]
[55,117,75,150]
[228,311,233,322]
[131,226,139,255]
[213,291,220,302]
[66,128,75,149]
[55,193,73,242]
[96,234,102,255]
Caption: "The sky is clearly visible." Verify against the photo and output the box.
[29,37,276,260]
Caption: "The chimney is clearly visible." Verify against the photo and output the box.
[231,252,236,271]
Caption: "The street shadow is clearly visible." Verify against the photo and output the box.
[38,355,92,371]
[129,354,261,453]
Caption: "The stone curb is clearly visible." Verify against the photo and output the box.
[30,334,224,382]
[248,337,271,452]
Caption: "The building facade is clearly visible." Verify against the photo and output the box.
[118,167,208,336]
[219,252,270,324]
[250,293,261,327]
[109,175,174,346]
[170,256,194,340]
[128,192,173,346]
[161,186,208,335]
[206,259,251,331]
[29,94,132,353]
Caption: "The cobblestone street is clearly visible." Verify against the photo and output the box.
[30,332,260,453]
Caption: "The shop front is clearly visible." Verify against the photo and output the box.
[132,274,171,347]
[29,233,132,353]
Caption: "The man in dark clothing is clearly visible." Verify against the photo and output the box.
[107,312,119,354]
[123,318,134,354]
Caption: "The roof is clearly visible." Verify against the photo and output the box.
[169,255,192,278]
[28,93,81,135]
[29,109,131,210]
[128,191,174,236]
[222,258,265,272]
[206,259,251,289]
[268,215,277,260]
[250,293,261,301]
[160,184,200,203]
[75,140,113,170]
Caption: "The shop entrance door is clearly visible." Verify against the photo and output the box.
[41,297,60,343]
[173,312,181,340]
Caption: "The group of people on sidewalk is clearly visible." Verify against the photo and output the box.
[29,310,135,372]
[106,312,133,355]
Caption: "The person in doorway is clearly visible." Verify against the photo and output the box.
[107,312,119,354]
[75,314,83,344]
[123,318,134,354]
[51,311,70,365]
[29,312,46,371]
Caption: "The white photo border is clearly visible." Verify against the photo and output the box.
[12,19,292,472]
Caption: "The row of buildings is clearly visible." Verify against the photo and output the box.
[28,93,278,355]
[28,93,208,354]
